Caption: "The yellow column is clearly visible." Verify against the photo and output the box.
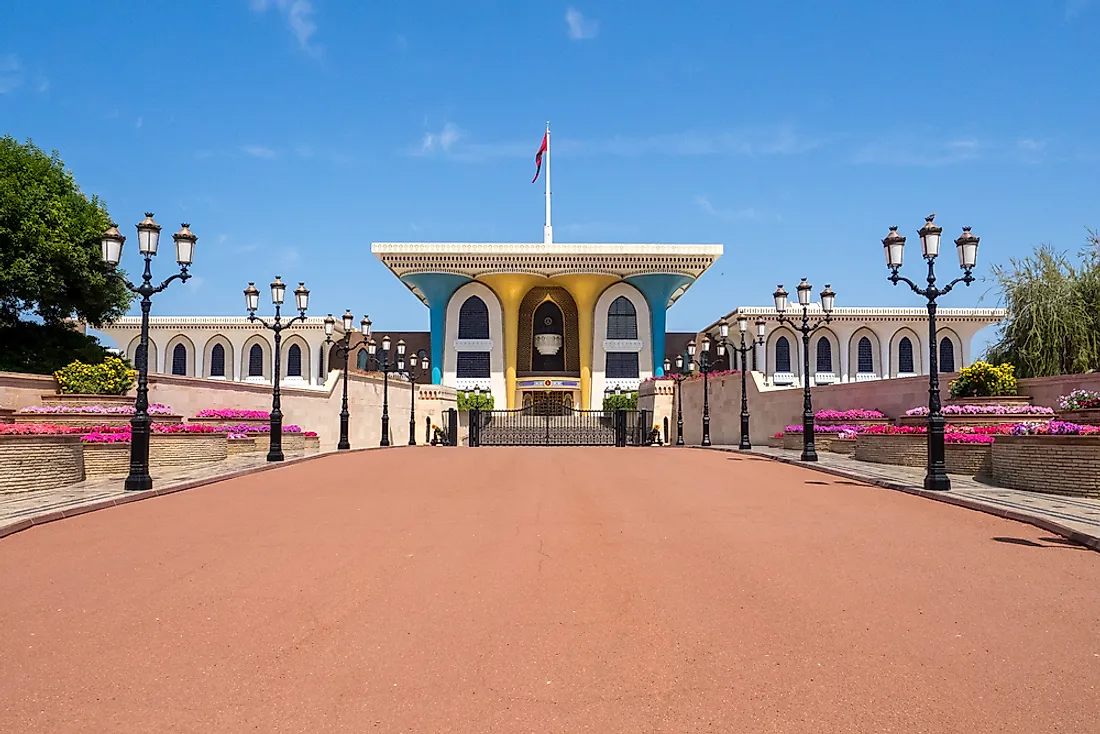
[478,274,538,409]
[554,274,617,410]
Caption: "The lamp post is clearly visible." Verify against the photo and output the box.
[717,316,767,450]
[368,335,405,447]
[403,350,430,445]
[773,278,836,462]
[323,311,370,450]
[663,354,688,446]
[244,276,310,462]
[883,214,979,491]
[100,214,195,491]
[687,335,725,447]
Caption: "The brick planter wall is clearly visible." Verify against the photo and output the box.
[81,443,131,478]
[1056,409,1100,426]
[816,418,892,427]
[0,408,13,421]
[83,434,230,479]
[992,436,1100,498]
[40,394,133,408]
[783,433,846,452]
[0,435,84,492]
[11,413,183,427]
[304,435,320,453]
[766,436,784,448]
[854,433,992,476]
[266,432,306,454]
[227,437,258,456]
[827,440,857,455]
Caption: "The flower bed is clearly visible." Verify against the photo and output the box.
[82,432,229,479]
[827,436,857,455]
[13,403,182,427]
[992,435,1100,498]
[767,432,784,448]
[1056,389,1100,425]
[191,408,273,426]
[899,404,1053,427]
[304,432,320,453]
[266,431,306,454]
[943,395,1032,407]
[814,409,890,426]
[0,434,84,493]
[854,432,993,476]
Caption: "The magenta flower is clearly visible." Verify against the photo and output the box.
[815,409,886,421]
[195,408,271,419]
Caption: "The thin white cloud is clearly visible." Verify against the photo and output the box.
[251,0,318,51]
[851,136,985,166]
[0,54,22,94]
[565,7,599,40]
[242,145,278,159]
[417,122,463,155]
[403,124,818,162]
[135,117,144,130]
[695,195,759,221]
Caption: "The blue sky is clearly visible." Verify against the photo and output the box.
[2,1,1097,351]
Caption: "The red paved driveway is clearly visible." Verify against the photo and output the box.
[1,447,1098,732]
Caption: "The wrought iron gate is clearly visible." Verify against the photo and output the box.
[470,407,650,447]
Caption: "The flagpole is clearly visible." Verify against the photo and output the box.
[544,120,552,244]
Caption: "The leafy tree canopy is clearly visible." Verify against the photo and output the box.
[986,230,1100,377]
[0,135,132,329]
[0,321,119,374]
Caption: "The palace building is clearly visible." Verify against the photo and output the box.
[370,242,723,410]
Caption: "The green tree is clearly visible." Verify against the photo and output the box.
[0,136,132,373]
[986,230,1100,377]
[0,135,131,328]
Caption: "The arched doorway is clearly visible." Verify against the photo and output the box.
[532,300,565,372]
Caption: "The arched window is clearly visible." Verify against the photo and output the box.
[171,343,187,375]
[287,344,302,377]
[458,296,490,339]
[775,336,791,373]
[606,296,638,340]
[940,337,956,372]
[457,352,491,378]
[356,349,368,371]
[857,337,874,374]
[248,344,264,377]
[210,344,226,377]
[816,337,832,373]
[899,337,915,373]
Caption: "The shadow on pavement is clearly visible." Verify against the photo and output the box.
[991,536,1088,550]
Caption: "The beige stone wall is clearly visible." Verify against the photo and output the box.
[227,437,258,455]
[782,432,848,453]
[305,435,321,453]
[638,381,675,444]
[11,413,183,427]
[992,436,1100,498]
[0,435,85,492]
[264,432,306,454]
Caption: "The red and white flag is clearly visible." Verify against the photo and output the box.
[532,132,548,183]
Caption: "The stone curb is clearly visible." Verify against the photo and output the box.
[698,446,1100,553]
[0,446,411,541]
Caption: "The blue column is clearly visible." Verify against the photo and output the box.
[625,273,693,377]
[401,273,471,384]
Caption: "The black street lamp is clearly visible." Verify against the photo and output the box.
[100,214,196,491]
[367,335,405,447]
[773,278,836,462]
[662,354,688,446]
[403,350,430,445]
[323,311,371,450]
[717,315,767,450]
[687,335,725,447]
[244,276,310,462]
[883,214,979,491]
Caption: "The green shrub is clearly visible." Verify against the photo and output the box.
[602,391,638,411]
[54,355,136,395]
[456,391,494,411]
[948,361,1018,399]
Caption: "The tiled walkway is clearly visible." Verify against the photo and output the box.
[0,451,336,538]
[706,445,1100,551]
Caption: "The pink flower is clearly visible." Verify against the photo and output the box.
[815,409,886,421]
[195,408,270,420]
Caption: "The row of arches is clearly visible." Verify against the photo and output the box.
[125,333,317,382]
[757,326,963,384]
